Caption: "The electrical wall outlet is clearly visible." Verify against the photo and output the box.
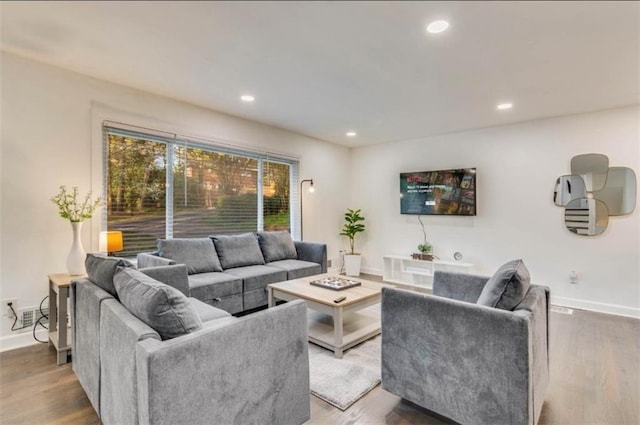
[2,299,17,317]
[569,270,578,284]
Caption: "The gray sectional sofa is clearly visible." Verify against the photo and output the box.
[71,254,310,425]
[137,231,327,314]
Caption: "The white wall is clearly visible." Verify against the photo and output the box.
[2,52,638,351]
[0,53,351,347]
[350,106,640,317]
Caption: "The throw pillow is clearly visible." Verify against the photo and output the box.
[257,231,297,263]
[476,259,531,310]
[210,233,265,269]
[158,238,223,274]
[113,267,203,340]
[85,253,135,297]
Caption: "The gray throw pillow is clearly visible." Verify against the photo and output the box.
[113,267,203,340]
[85,253,135,297]
[477,259,531,310]
[257,231,297,263]
[211,233,265,269]
[158,238,222,274]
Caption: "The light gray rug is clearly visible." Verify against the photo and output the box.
[308,336,381,411]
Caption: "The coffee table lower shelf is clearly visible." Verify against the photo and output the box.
[307,309,380,357]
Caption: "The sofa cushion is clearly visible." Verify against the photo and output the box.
[257,231,297,263]
[188,272,243,299]
[476,259,531,310]
[189,297,232,323]
[113,267,203,340]
[211,233,265,269]
[223,265,288,292]
[158,238,222,274]
[265,259,322,280]
[85,253,135,297]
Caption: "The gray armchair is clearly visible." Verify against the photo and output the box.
[381,271,549,425]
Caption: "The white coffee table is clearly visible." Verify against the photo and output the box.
[267,274,391,358]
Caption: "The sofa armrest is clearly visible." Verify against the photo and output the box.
[433,271,489,302]
[381,287,532,425]
[139,264,190,297]
[70,278,114,415]
[99,300,161,425]
[135,300,310,425]
[137,252,175,268]
[294,241,327,272]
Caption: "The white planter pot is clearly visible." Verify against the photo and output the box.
[344,254,362,276]
[67,221,87,275]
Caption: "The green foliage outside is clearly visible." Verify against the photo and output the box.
[106,135,292,256]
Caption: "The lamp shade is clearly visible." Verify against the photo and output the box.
[100,231,123,254]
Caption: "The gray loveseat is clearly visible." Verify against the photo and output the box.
[71,254,310,425]
[137,231,327,314]
[382,264,549,425]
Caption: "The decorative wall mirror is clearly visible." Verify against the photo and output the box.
[570,153,609,192]
[594,167,637,216]
[554,154,636,236]
[553,175,587,206]
[564,198,609,236]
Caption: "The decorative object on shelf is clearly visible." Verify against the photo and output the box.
[100,231,124,256]
[340,208,366,276]
[412,243,433,261]
[553,154,636,236]
[300,178,315,241]
[51,186,102,275]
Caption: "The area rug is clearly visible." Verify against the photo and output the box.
[308,336,381,411]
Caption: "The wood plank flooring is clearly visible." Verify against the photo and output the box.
[0,307,638,424]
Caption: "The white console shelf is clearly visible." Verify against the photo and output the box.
[383,254,474,291]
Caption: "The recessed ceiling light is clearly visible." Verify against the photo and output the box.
[426,20,449,34]
[240,95,255,102]
[346,131,357,137]
[497,103,513,110]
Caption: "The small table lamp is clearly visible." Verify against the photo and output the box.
[100,231,124,256]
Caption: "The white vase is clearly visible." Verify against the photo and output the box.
[67,221,86,275]
[344,254,362,276]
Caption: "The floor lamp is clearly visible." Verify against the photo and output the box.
[300,179,314,241]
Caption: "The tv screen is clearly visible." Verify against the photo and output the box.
[400,168,476,216]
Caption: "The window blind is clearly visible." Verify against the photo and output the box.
[103,123,299,257]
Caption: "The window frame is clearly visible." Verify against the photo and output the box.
[102,123,300,255]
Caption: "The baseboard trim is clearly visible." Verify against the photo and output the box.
[551,296,640,319]
[361,270,639,319]
[361,267,383,276]
[0,328,48,353]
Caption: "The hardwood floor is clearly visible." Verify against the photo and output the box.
[1,308,638,424]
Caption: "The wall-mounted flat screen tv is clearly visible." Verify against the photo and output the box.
[400,168,476,216]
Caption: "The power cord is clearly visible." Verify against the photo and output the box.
[7,297,50,342]
[8,303,31,332]
[33,296,49,343]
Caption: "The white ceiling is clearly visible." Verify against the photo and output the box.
[1,1,638,147]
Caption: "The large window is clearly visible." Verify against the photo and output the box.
[104,124,298,257]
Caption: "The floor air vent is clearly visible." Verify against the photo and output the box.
[18,306,49,328]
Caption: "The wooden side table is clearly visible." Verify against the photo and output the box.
[48,273,83,365]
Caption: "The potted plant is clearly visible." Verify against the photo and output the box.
[412,242,433,261]
[340,208,366,276]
